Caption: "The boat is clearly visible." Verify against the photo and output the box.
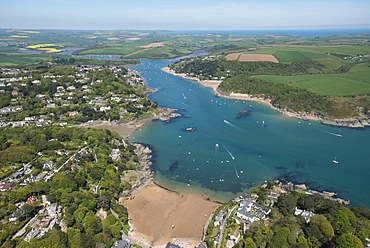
[332,157,339,164]
[185,127,197,131]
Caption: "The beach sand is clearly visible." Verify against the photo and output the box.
[120,183,221,247]
[92,122,137,139]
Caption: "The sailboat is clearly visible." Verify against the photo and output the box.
[332,157,339,164]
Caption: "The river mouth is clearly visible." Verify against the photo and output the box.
[109,56,369,208]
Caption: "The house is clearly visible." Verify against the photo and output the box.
[0,183,14,191]
[43,161,54,170]
[226,229,241,248]
[9,208,22,221]
[165,243,182,248]
[26,197,37,204]
[213,230,221,245]
[214,210,226,226]
[109,149,120,160]
[236,207,259,222]
[294,207,314,223]
[9,171,24,179]
[111,240,131,248]
[99,106,111,111]
[46,203,60,217]
[56,149,69,156]
[24,228,44,241]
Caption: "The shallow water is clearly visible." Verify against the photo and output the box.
[126,58,370,207]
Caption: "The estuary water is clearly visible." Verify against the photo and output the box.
[125,58,370,207]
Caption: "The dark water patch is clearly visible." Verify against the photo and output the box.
[295,161,306,169]
[169,161,179,172]
[275,166,288,170]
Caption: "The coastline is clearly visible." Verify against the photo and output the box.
[162,67,370,128]
[78,108,221,247]
[76,107,181,139]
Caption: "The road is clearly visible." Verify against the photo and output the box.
[217,205,238,248]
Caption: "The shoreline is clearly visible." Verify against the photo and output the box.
[76,107,181,139]
[162,67,370,128]
[78,109,221,247]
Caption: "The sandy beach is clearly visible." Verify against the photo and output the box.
[120,183,221,247]
[92,121,137,139]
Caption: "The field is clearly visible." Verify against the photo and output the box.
[0,54,52,66]
[76,46,141,55]
[226,53,279,62]
[255,62,370,96]
[124,46,193,59]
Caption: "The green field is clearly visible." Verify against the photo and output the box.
[255,62,370,96]
[0,54,51,66]
[76,46,141,55]
[125,46,193,59]
[273,51,309,62]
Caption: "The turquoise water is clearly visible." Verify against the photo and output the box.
[126,58,370,207]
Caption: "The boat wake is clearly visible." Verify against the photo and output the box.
[223,119,245,133]
[222,144,235,160]
[234,166,240,178]
[316,128,343,137]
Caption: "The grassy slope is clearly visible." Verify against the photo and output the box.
[255,62,370,96]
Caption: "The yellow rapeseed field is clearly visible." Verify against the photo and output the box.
[26,44,59,49]
[19,31,40,33]
[10,35,29,38]
[37,48,64,53]
[25,44,64,53]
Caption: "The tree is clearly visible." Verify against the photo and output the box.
[270,227,290,248]
[306,215,334,242]
[276,193,297,216]
[244,237,257,248]
[335,233,363,248]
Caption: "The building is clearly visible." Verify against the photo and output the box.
[26,197,37,204]
[43,161,54,170]
[214,210,226,226]
[226,229,241,248]
[111,240,130,248]
[9,171,24,180]
[0,183,14,191]
[165,242,183,248]
[46,203,60,217]
[294,207,314,223]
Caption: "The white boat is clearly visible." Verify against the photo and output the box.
[332,157,339,164]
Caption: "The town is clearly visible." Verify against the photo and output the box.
[0,64,157,128]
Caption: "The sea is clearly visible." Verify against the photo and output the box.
[122,56,370,208]
[164,29,370,36]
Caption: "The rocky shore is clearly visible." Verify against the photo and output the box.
[76,107,181,138]
[273,179,351,205]
[121,143,155,199]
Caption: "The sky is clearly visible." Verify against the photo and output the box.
[1,0,370,30]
